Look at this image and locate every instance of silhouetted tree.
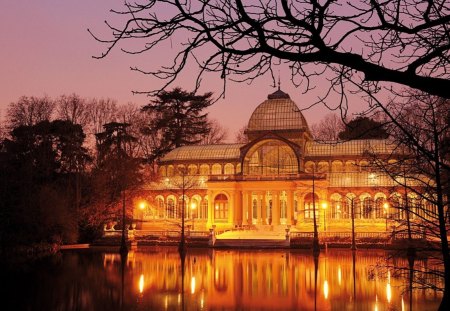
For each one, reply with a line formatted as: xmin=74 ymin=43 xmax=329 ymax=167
xmin=198 ymin=119 xmax=228 ymax=145
xmin=235 ymin=125 xmax=249 ymax=143
xmin=338 ymin=116 xmax=389 ymax=140
xmin=92 ymin=1 xmax=450 ymax=100
xmin=7 ymin=96 xmax=54 ymax=128
xmin=141 ymin=88 xmax=213 ymax=161
xmin=311 ymin=113 xmax=345 ymax=141
xmin=56 ymin=93 xmax=90 ymax=127
xmin=364 ymin=90 xmax=450 ymax=310
xmin=0 ymin=120 xmax=89 ymax=246
xmin=87 ymin=122 xmax=142 ymax=237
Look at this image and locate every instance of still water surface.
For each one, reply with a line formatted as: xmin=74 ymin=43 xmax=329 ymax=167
xmin=3 ymin=247 xmax=443 ymax=311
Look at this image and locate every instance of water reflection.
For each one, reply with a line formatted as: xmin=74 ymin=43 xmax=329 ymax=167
xmin=2 ymin=248 xmax=443 ymax=310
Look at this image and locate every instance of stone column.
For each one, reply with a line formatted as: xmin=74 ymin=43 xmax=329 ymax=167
xmin=273 ymin=191 xmax=280 ymax=225
xmin=261 ymin=192 xmax=267 ymax=225
xmin=229 ymin=191 xmax=235 ymax=227
xmin=287 ymin=190 xmax=294 ymax=225
xmin=256 ymin=192 xmax=262 ymax=224
xmin=207 ymin=190 xmax=214 ymax=228
xmin=242 ymin=191 xmax=249 ymax=225
xmin=297 ymin=193 xmax=305 ymax=227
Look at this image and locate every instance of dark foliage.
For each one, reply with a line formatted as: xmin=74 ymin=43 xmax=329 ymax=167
xmin=142 ymin=88 xmax=213 ymax=161
xmin=338 ymin=117 xmax=389 ymax=140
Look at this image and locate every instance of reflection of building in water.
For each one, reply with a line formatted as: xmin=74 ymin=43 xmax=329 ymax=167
xmin=134 ymin=89 xmax=435 ymax=232
xmin=112 ymin=249 xmax=441 ymax=310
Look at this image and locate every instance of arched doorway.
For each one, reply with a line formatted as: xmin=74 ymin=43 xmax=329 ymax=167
xmin=214 ymin=193 xmax=228 ymax=222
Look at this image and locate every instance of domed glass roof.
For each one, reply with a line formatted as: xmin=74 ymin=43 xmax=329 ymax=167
xmin=247 ymin=89 xmax=310 ymax=133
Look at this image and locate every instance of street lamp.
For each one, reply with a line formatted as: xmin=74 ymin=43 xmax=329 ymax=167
xmin=191 ymin=201 xmax=197 ymax=230
xmin=383 ymin=202 xmax=389 ymax=231
xmin=321 ymin=202 xmax=328 ymax=232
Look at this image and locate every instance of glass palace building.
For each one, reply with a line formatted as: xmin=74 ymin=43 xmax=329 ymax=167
xmin=136 ymin=89 xmax=429 ymax=232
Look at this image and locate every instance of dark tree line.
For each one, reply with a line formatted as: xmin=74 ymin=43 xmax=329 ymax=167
xmin=0 ymin=88 xmax=224 ymax=248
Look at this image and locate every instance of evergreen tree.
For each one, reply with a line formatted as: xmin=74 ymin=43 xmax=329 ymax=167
xmin=142 ymin=88 xmax=213 ymax=161
xmin=338 ymin=116 xmax=389 ymax=140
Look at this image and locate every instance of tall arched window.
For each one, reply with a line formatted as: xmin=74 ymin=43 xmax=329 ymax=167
xmin=243 ymin=139 xmax=299 ymax=176
xmin=214 ymin=194 xmax=228 ymax=221
xmin=167 ymin=197 xmax=176 ymax=219
xmin=362 ymin=196 xmax=373 ymax=219
xmin=304 ymin=193 xmax=319 ymax=219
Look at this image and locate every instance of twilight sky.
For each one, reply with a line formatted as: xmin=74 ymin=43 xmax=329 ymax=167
xmin=0 ymin=1 xmax=366 ymax=139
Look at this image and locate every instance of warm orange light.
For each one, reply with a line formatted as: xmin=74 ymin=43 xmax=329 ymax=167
xmin=191 ymin=202 xmax=197 ymax=210
xmin=215 ymin=204 xmax=219 ymax=210
xmin=191 ymin=276 xmax=196 ymax=294
xmin=321 ymin=202 xmax=328 ymax=209
xmin=323 ymin=280 xmax=329 ymax=299
xmin=386 ymin=270 xmax=391 ymax=303
xmin=383 ymin=202 xmax=389 ymax=210
xmin=139 ymin=274 xmax=144 ymax=294
xmin=338 ymin=266 xmax=342 ymax=286
xmin=139 ymin=201 xmax=146 ymax=210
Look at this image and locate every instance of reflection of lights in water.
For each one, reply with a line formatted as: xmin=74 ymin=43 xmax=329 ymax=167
xmin=401 ymin=295 xmax=405 ymax=311
xmin=323 ymin=280 xmax=329 ymax=299
xmin=215 ymin=269 xmax=219 ymax=280
xmin=139 ymin=274 xmax=144 ymax=294
xmin=374 ymin=295 xmax=378 ymax=311
xmin=191 ymin=276 xmax=196 ymax=294
xmin=178 ymin=293 xmax=181 ymax=304
xmin=338 ymin=266 xmax=342 ymax=286
xmin=165 ymin=296 xmax=168 ymax=309
xmin=386 ymin=271 xmax=392 ymax=304
xmin=200 ymin=292 xmax=204 ymax=309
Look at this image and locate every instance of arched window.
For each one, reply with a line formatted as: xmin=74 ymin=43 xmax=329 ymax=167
xmin=159 ymin=166 xmax=166 ymax=177
xmin=331 ymin=161 xmax=344 ymax=172
xmin=167 ymin=165 xmax=174 ymax=176
xmin=167 ymin=197 xmax=176 ymax=219
xmin=188 ymin=164 xmax=198 ymax=175
xmin=317 ymin=161 xmax=329 ymax=173
xmin=214 ymin=193 xmax=228 ymax=221
xmin=212 ymin=163 xmax=222 ymax=175
xmin=190 ymin=197 xmax=200 ymax=219
xmin=329 ymin=194 xmax=342 ymax=219
xmin=362 ymin=197 xmax=373 ymax=219
xmin=156 ymin=196 xmax=165 ymax=218
xmin=243 ymin=139 xmax=299 ymax=176
xmin=304 ymin=193 xmax=319 ymax=219
xmin=200 ymin=164 xmax=210 ymax=175
xmin=374 ymin=197 xmax=386 ymax=219
xmin=224 ymin=163 xmax=234 ymax=175
xmin=201 ymin=198 xmax=208 ymax=219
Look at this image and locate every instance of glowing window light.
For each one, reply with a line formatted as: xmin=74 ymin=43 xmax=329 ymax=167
xmin=323 ymin=280 xmax=329 ymax=299
xmin=139 ymin=274 xmax=144 ymax=294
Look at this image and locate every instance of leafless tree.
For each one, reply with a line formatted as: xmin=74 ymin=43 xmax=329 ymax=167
xmin=235 ymin=125 xmax=249 ymax=143
xmin=7 ymin=95 xmax=54 ymax=128
xmin=364 ymin=90 xmax=450 ymax=310
xmin=85 ymin=98 xmax=118 ymax=136
xmin=56 ymin=94 xmax=90 ymax=127
xmin=311 ymin=113 xmax=345 ymax=141
xmin=198 ymin=118 xmax=228 ymax=144
xmin=91 ymin=0 xmax=450 ymax=102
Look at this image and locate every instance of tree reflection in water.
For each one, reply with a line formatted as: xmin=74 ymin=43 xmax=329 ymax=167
xmin=2 ymin=248 xmax=443 ymax=310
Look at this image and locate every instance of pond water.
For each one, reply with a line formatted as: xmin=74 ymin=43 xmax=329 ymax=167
xmin=3 ymin=247 xmax=443 ymax=311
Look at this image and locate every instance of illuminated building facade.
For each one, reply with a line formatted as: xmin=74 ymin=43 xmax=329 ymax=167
xmin=136 ymin=89 xmax=430 ymax=232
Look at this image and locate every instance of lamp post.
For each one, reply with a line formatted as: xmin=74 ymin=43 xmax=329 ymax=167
xmin=383 ymin=202 xmax=389 ymax=231
xmin=322 ymin=202 xmax=328 ymax=232
xmin=191 ymin=201 xmax=197 ymax=230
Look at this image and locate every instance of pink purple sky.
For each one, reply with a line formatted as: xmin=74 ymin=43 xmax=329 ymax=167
xmin=0 ymin=1 xmax=366 ymax=139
